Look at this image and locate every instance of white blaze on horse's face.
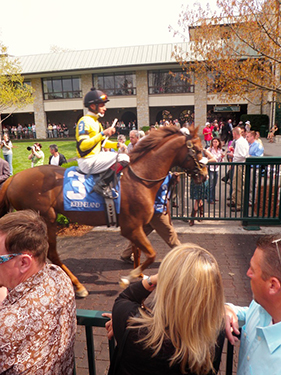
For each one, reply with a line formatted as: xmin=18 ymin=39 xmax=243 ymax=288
xmin=199 ymin=157 xmax=208 ymax=165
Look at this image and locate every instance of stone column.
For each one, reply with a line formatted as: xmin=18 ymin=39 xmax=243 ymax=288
xmin=194 ymin=72 xmax=207 ymax=134
xmin=32 ymin=78 xmax=47 ymax=139
xmin=136 ymin=71 xmax=149 ymax=129
xmin=81 ymin=74 xmax=93 ymax=115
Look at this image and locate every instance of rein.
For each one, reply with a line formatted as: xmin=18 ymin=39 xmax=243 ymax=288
xmin=128 ymin=135 xmax=204 ymax=182
xmin=128 ymin=165 xmax=167 ymax=183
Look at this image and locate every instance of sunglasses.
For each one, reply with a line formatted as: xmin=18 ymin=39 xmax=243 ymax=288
xmin=0 ymin=253 xmax=22 ymax=264
xmin=272 ymin=239 xmax=281 ymax=264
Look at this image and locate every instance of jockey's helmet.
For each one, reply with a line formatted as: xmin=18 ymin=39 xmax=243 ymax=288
xmin=84 ymin=88 xmax=109 ymax=108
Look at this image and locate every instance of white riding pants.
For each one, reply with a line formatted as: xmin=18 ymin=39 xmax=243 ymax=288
xmin=78 ymin=152 xmax=130 ymax=174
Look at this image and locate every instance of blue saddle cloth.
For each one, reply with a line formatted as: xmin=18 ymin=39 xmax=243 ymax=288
xmin=63 ymin=166 xmax=120 ymax=213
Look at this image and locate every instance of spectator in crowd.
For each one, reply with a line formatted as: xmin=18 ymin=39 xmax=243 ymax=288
xmin=32 ymin=123 xmax=36 ymax=138
xmin=255 ymin=131 xmax=264 ymax=148
xmin=267 ymin=124 xmax=278 ymax=143
xmin=28 ymin=142 xmax=45 ymax=167
xmin=207 ymin=138 xmax=225 ymax=204
xmin=1 ymin=134 xmax=13 ymax=175
xmin=227 ymin=127 xmax=249 ymax=212
xmin=17 ymin=123 xmax=23 ymax=139
xmin=202 ymin=122 xmax=212 ymax=148
xmin=47 ymin=123 xmax=53 ymax=138
xmin=23 ymin=124 xmax=28 ymax=138
xmin=127 ymin=130 xmax=140 ymax=153
xmin=28 ymin=124 xmax=32 ymax=138
xmin=52 ymin=123 xmax=58 ymax=138
xmin=48 ymin=144 xmax=67 ymax=166
xmin=0 ymin=158 xmax=10 ymax=188
xmin=220 ymin=121 xmax=230 ymax=145
xmin=247 ymin=131 xmax=264 ymax=157
xmin=56 ymin=123 xmax=61 ymax=137
xmin=109 ymin=244 xmax=225 ymax=375
xmin=246 ymin=131 xmax=264 ymax=206
xmin=62 ymin=123 xmax=69 ymax=138
xmin=117 ymin=134 xmax=127 ymax=153
xmin=225 ymin=236 xmax=281 ymax=375
xmin=189 ymin=149 xmax=216 ymax=226
xmin=0 ymin=210 xmax=76 ymax=374
xmin=228 ymin=118 xmax=233 ymax=132
xmin=245 ymin=120 xmax=251 ymax=132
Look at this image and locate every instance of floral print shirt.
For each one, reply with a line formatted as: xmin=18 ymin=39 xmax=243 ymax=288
xmin=0 ymin=264 xmax=76 ymax=375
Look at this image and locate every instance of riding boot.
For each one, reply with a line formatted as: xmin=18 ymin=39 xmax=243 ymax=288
xmin=92 ymin=168 xmax=116 ymax=199
xmin=189 ymin=209 xmax=197 ymax=226
xmin=92 ymin=160 xmax=129 ymax=199
xmin=198 ymin=205 xmax=204 ymax=222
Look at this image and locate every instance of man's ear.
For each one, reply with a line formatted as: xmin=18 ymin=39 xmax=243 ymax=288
xmin=18 ymin=254 xmax=32 ymax=274
xmin=89 ymin=103 xmax=96 ymax=112
xmin=268 ymin=277 xmax=281 ymax=295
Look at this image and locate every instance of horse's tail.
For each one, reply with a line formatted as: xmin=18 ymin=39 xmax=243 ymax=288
xmin=0 ymin=177 xmax=13 ymax=217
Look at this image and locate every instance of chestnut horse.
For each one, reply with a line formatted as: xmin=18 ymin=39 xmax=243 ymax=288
xmin=0 ymin=127 xmax=207 ymax=297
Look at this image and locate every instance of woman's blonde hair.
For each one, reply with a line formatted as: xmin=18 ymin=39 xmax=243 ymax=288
xmin=129 ymin=243 xmax=225 ymax=374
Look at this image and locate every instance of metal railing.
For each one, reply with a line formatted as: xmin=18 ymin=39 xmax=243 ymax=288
xmin=75 ymin=309 xmax=115 ymax=375
xmin=75 ymin=309 xmax=236 ymax=375
xmin=172 ymin=157 xmax=281 ymax=226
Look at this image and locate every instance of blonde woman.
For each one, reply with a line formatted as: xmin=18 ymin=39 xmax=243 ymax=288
xmin=109 ymin=244 xmax=225 ymax=375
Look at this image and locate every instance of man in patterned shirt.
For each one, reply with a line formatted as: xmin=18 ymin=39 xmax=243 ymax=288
xmin=0 ymin=210 xmax=76 ymax=375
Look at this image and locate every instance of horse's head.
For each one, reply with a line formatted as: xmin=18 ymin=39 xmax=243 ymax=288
xmin=177 ymin=127 xmax=208 ymax=184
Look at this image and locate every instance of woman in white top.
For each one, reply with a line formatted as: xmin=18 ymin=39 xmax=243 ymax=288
xmin=207 ymin=138 xmax=225 ymax=204
xmin=1 ymin=134 xmax=13 ymax=175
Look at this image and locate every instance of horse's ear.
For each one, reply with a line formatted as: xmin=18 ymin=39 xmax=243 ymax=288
xmin=189 ymin=125 xmax=199 ymax=138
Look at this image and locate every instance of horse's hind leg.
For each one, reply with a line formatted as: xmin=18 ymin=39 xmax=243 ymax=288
xmin=47 ymin=220 xmax=89 ymax=298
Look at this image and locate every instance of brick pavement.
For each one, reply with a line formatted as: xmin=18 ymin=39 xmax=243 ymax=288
xmin=57 ymin=225 xmax=277 ymax=375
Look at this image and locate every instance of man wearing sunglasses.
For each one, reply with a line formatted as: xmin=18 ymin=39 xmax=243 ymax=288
xmin=0 ymin=210 xmax=76 ymax=375
xmin=76 ymin=87 xmax=130 ymax=199
xmin=225 ymin=235 xmax=281 ymax=375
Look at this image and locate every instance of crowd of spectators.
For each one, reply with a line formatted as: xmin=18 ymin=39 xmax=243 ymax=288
xmin=2 ymin=123 xmax=37 ymax=140
xmin=47 ymin=122 xmax=69 ymax=138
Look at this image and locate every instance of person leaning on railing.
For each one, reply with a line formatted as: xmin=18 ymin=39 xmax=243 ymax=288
xmin=107 ymin=244 xmax=225 ymax=375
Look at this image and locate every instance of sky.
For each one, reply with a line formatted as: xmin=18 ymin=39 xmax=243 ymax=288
xmin=0 ymin=0 xmax=198 ymax=56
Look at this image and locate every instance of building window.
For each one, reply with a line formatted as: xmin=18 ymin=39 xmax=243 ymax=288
xmin=148 ymin=70 xmax=194 ymax=94
xmin=42 ymin=76 xmax=82 ymax=100
xmin=96 ymin=72 xmax=136 ymax=95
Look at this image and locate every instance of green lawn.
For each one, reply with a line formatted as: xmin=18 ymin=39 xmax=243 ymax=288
xmin=3 ymin=139 xmax=77 ymax=174
xmin=3 ymin=137 xmax=122 ymax=174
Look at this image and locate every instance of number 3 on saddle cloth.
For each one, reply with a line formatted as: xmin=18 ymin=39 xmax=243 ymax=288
xmin=63 ymin=166 xmax=120 ymax=226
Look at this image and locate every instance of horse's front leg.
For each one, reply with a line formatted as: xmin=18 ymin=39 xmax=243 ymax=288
xmin=46 ymin=219 xmax=89 ymax=298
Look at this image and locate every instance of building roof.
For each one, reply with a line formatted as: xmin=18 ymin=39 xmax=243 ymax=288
xmin=17 ymin=43 xmax=191 ymax=75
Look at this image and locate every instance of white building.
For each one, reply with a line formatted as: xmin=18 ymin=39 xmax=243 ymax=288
xmin=2 ymin=42 xmax=266 ymax=138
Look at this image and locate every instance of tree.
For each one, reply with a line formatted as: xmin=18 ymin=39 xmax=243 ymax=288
xmin=171 ymin=0 xmax=281 ymax=121
xmin=0 ymin=41 xmax=34 ymax=129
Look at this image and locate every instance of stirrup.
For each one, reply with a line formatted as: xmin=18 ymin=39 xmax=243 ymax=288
xmin=102 ymin=186 xmax=119 ymax=200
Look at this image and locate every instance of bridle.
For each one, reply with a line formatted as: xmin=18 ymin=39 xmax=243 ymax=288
xmin=183 ymin=137 xmax=206 ymax=178
xmin=128 ymin=135 xmax=205 ymax=183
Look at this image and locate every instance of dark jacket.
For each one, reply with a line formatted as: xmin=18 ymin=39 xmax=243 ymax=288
xmin=0 ymin=159 xmax=10 ymax=187
xmin=48 ymin=153 xmax=67 ymax=166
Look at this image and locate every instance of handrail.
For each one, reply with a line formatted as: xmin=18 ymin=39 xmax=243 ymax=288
xmin=75 ymin=309 xmax=237 ymax=375
xmin=75 ymin=309 xmax=115 ymax=375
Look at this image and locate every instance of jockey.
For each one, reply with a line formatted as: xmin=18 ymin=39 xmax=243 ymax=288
xmin=76 ymin=88 xmax=130 ymax=199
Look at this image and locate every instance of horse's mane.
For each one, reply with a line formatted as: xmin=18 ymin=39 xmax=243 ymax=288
xmin=129 ymin=126 xmax=198 ymax=163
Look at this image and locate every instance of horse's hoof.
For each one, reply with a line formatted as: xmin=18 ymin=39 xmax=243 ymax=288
xmin=76 ymin=288 xmax=89 ymax=298
xmin=119 ymin=277 xmax=130 ymax=289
